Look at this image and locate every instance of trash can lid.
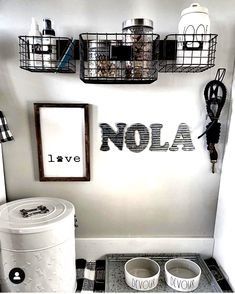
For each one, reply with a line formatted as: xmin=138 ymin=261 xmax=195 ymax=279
xmin=0 ymin=197 xmax=75 ymax=234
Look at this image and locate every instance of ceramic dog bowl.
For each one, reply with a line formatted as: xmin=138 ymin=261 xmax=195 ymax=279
xmin=165 ymin=258 xmax=201 ymax=292
xmin=124 ymin=257 xmax=160 ymax=291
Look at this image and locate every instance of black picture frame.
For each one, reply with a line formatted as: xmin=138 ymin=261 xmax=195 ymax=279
xmin=34 ymin=103 xmax=90 ymax=181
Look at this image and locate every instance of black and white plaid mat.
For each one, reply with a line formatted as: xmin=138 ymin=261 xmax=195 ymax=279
xmin=0 ymin=111 xmax=13 ymax=143
xmin=0 ymin=259 xmax=105 ymax=292
xmin=76 ymin=259 xmax=105 ymax=292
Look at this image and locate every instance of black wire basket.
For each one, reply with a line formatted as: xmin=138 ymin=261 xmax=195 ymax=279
xmin=79 ymin=33 xmax=160 ymax=84
xmin=158 ymin=34 xmax=217 ymax=73
xmin=19 ymin=36 xmax=76 ymax=73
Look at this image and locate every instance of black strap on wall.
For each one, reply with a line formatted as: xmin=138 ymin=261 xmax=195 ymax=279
xmin=198 ymin=68 xmax=227 ymax=173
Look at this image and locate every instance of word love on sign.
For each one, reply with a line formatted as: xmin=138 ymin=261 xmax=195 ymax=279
xmin=100 ymin=123 xmax=195 ymax=152
xmin=48 ymin=154 xmax=81 ymax=163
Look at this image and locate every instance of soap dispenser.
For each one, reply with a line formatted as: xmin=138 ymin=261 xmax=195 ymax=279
xmin=42 ymin=18 xmax=57 ymax=68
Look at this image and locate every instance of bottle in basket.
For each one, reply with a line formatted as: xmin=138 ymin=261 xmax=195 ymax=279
xmin=28 ymin=18 xmax=42 ymax=68
xmin=42 ymin=18 xmax=57 ymax=69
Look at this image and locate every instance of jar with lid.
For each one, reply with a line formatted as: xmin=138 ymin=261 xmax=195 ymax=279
xmin=177 ymin=3 xmax=210 ymax=66
xmin=88 ymin=39 xmax=121 ymax=79
xmin=0 ymin=197 xmax=76 ymax=292
xmin=122 ymin=18 xmax=154 ymax=79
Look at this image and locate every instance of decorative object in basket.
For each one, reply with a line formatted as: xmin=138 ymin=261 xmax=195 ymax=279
xmin=0 ymin=197 xmax=77 ymax=292
xmin=177 ymin=3 xmax=210 ymax=66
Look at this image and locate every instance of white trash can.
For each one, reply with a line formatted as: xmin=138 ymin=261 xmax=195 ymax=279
xmin=0 ymin=197 xmax=77 ymax=292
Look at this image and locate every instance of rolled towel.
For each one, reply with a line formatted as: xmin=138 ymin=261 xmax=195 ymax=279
xmin=0 ymin=111 xmax=14 ymax=143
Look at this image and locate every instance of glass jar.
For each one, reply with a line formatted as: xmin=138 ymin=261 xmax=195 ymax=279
xmin=88 ymin=40 xmax=121 ymax=79
xmin=122 ymin=18 xmax=154 ymax=80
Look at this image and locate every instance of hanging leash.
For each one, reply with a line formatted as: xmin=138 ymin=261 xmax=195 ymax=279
xmin=198 ymin=68 xmax=227 ymax=173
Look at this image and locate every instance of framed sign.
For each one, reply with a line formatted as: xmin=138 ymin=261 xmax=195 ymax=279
xmin=34 ymin=103 xmax=90 ymax=181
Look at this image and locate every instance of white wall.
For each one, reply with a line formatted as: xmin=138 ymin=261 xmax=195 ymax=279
xmin=0 ymin=0 xmax=235 ymax=238
xmin=213 ymin=68 xmax=235 ymax=291
xmin=0 ymin=145 xmax=6 ymax=204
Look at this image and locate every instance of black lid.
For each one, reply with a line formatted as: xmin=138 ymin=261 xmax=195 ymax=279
xmin=42 ymin=18 xmax=55 ymax=36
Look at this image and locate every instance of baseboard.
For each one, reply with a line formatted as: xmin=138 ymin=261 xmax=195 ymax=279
xmin=75 ymin=237 xmax=214 ymax=260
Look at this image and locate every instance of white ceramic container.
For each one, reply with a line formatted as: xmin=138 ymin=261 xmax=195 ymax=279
xmin=0 ymin=197 xmax=77 ymax=292
xmin=165 ymin=258 xmax=201 ymax=292
xmin=177 ymin=3 xmax=210 ymax=66
xmin=124 ymin=257 xmax=160 ymax=291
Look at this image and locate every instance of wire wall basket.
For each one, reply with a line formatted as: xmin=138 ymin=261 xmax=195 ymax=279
xmin=158 ymin=34 xmax=218 ymax=73
xmin=19 ymin=36 xmax=76 ymax=73
xmin=79 ymin=33 xmax=160 ymax=84
xmin=18 ymin=33 xmax=218 ymax=79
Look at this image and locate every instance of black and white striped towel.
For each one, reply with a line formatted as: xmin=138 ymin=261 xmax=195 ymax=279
xmin=0 ymin=111 xmax=13 ymax=143
xmin=76 ymin=259 xmax=105 ymax=292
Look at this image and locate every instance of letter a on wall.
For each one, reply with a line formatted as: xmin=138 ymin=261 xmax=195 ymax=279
xmin=169 ymin=123 xmax=195 ymax=151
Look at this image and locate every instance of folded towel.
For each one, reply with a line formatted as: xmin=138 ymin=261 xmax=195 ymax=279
xmin=0 ymin=111 xmax=13 ymax=143
xmin=76 ymin=259 xmax=105 ymax=292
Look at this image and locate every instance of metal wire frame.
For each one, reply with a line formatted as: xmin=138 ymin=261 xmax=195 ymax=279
xmin=18 ymin=33 xmax=218 ymax=78
xmin=18 ymin=36 xmax=76 ymax=73
xmin=158 ymin=34 xmax=218 ymax=73
xmin=79 ymin=33 xmax=160 ymax=84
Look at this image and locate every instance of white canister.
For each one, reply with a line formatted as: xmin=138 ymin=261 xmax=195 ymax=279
xmin=0 ymin=197 xmax=77 ymax=292
xmin=177 ymin=3 xmax=210 ymax=66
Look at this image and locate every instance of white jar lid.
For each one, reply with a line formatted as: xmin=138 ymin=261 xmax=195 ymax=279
xmin=181 ymin=3 xmax=209 ymax=16
xmin=0 ymin=197 xmax=75 ymax=234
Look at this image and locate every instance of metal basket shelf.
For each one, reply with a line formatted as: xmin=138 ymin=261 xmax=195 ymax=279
xmin=18 ymin=33 xmax=218 ymax=79
xmin=19 ymin=36 xmax=76 ymax=73
xmin=158 ymin=34 xmax=217 ymax=73
xmin=79 ymin=33 xmax=160 ymax=84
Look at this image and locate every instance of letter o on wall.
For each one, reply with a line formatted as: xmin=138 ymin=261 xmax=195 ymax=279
xmin=125 ymin=123 xmax=149 ymax=153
